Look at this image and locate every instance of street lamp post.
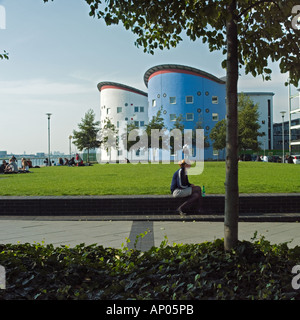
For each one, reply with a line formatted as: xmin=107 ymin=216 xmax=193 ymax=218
xmin=69 ymin=135 xmax=72 ymax=159
xmin=46 ymin=113 xmax=52 ymax=166
xmin=280 ymin=111 xmax=286 ymax=163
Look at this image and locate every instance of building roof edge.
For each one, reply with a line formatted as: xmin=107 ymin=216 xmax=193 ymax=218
xmin=97 ymin=81 xmax=148 ymax=97
xmin=143 ymin=64 xmax=226 ymax=87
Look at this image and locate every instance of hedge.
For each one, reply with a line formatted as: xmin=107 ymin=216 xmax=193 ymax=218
xmin=0 ymin=234 xmax=300 ymax=300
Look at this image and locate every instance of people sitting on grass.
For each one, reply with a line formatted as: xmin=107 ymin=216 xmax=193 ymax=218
xmin=69 ymin=157 xmax=75 ymax=166
xmin=4 ymin=158 xmax=18 ymax=174
xmin=0 ymin=158 xmax=33 ymax=174
xmin=21 ymin=158 xmax=29 ymax=172
xmin=75 ymin=153 xmax=84 ymax=166
xmin=27 ymin=159 xmax=33 ymax=168
xmin=0 ymin=160 xmax=7 ymax=174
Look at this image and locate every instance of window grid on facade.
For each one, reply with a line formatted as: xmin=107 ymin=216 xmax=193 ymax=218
xmin=117 ymin=107 xmax=122 ymax=113
xmin=186 ymin=113 xmax=194 ymax=121
xmin=186 ymin=96 xmax=193 ymax=104
xmin=212 ymin=113 xmax=219 ymax=121
xmin=212 ymin=96 xmax=218 ymax=104
xmin=170 ymin=114 xmax=176 ymax=121
xmin=170 ymin=97 xmax=176 ymax=104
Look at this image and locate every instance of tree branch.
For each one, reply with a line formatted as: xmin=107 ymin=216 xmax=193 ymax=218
xmin=238 ymin=0 xmax=281 ymax=19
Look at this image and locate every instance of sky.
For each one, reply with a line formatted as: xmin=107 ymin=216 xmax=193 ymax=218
xmin=0 ymin=0 xmax=299 ymax=155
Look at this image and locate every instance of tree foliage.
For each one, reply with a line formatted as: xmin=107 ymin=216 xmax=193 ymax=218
xmin=210 ymin=94 xmax=264 ymax=152
xmin=98 ymin=117 xmax=118 ymax=161
xmin=0 ymin=51 xmax=8 ymax=60
xmin=210 ymin=119 xmax=227 ymax=151
xmin=145 ymin=107 xmax=167 ymax=149
xmin=79 ymin=0 xmax=300 ymax=86
xmin=238 ymin=93 xmax=264 ymax=152
xmin=73 ymin=109 xmax=101 ymax=162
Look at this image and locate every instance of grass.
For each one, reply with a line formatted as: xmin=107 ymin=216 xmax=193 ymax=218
xmin=0 ymin=162 xmax=300 ymax=196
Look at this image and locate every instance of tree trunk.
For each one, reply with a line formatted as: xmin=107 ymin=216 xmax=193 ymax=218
xmin=224 ymin=0 xmax=239 ymax=251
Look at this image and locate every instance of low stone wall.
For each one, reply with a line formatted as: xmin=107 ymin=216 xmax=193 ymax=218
xmin=0 ymin=193 xmax=299 ymax=216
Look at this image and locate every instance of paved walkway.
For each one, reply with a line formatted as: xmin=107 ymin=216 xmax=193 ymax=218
xmin=1 ymin=217 xmax=300 ymax=250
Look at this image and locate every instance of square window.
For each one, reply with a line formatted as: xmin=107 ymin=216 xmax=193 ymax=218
xmin=140 ymin=106 xmax=144 ymax=112
xmin=140 ymin=121 xmax=145 ymax=127
xmin=212 ymin=113 xmax=219 ymax=121
xmin=170 ymin=97 xmax=176 ymax=104
xmin=134 ymin=121 xmax=139 ymax=127
xmin=170 ymin=114 xmax=176 ymax=121
xmin=134 ymin=106 xmax=139 ymax=112
xmin=186 ymin=96 xmax=193 ymax=104
xmin=117 ymin=107 xmax=122 ymax=113
xmin=186 ymin=113 xmax=194 ymax=121
xmin=152 ymin=99 xmax=156 ymax=107
xmin=212 ymin=96 xmax=218 ymax=104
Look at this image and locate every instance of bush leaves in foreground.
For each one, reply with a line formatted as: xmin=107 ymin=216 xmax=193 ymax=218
xmin=0 ymin=235 xmax=300 ymax=300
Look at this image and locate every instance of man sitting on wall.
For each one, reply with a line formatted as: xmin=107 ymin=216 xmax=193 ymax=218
xmin=170 ymin=159 xmax=204 ymax=216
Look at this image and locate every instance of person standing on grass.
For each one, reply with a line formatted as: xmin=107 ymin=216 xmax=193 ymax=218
xmin=170 ymin=159 xmax=204 ymax=216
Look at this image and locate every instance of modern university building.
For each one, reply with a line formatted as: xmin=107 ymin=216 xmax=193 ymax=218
xmin=97 ymin=81 xmax=148 ymax=162
xmin=97 ymin=64 xmax=274 ymax=162
xmin=144 ymin=64 xmax=226 ymax=160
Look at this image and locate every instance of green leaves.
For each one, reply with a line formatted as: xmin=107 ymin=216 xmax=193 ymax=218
xmin=0 ymin=236 xmax=299 ymax=299
xmin=72 ymin=109 xmax=101 ymax=161
xmin=83 ymin=0 xmax=300 ymax=86
xmin=0 ymin=51 xmax=9 ymax=60
xmin=210 ymin=94 xmax=264 ymax=152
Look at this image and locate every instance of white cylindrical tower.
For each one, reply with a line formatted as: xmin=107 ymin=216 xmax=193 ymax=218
xmin=97 ymin=82 xmax=148 ymax=162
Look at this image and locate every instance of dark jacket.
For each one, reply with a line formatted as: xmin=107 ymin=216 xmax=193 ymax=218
xmin=170 ymin=168 xmax=191 ymax=193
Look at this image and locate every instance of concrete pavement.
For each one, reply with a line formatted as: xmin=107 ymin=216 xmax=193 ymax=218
xmin=0 ymin=217 xmax=300 ymax=251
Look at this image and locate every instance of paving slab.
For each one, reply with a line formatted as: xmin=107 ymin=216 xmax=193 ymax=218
xmin=0 ymin=219 xmax=300 ymax=250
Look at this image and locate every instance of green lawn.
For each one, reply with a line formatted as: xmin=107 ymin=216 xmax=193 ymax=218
xmin=0 ymin=162 xmax=300 ymax=196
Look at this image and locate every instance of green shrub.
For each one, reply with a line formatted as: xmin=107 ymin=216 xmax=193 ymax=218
xmin=0 ymin=235 xmax=300 ymax=300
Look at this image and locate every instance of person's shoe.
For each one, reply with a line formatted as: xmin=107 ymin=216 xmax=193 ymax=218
xmin=176 ymin=208 xmax=187 ymax=217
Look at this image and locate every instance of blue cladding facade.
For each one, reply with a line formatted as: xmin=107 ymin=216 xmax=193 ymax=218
xmin=145 ymin=65 xmax=226 ymax=160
